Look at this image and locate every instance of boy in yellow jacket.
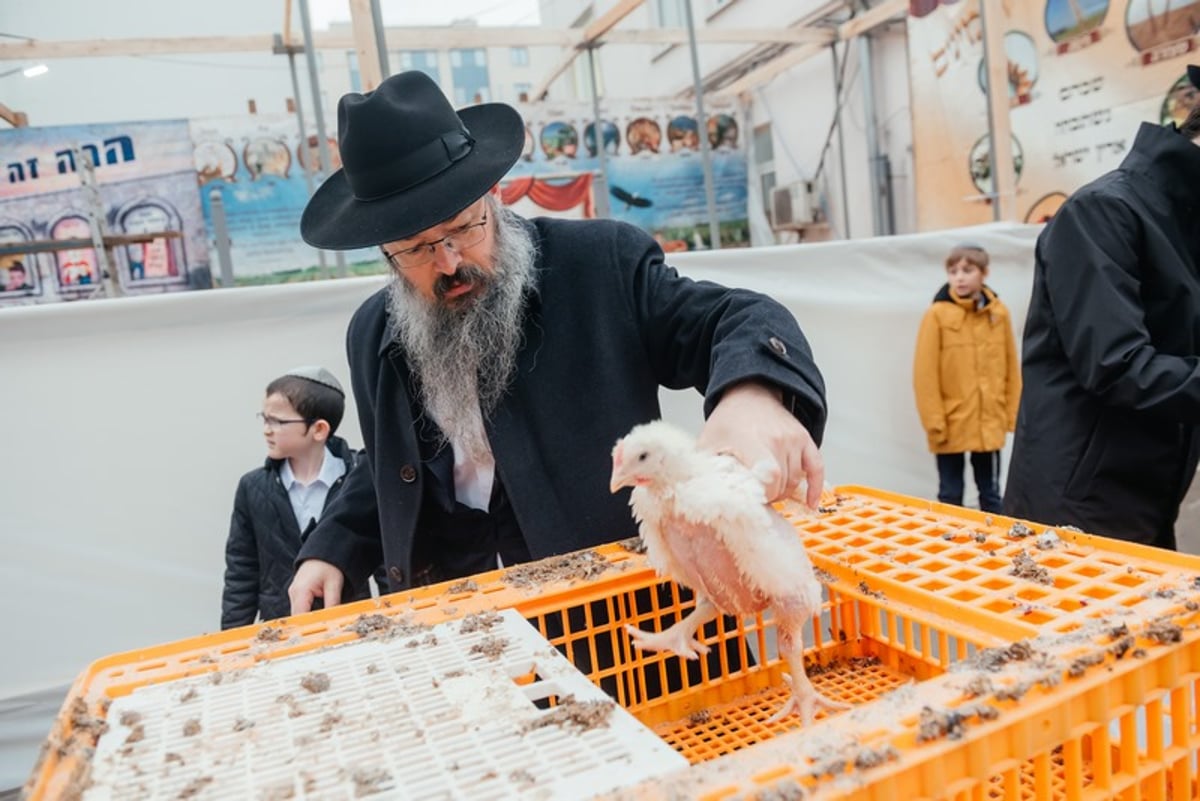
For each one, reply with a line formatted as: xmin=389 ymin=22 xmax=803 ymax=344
xmin=913 ymin=243 xmax=1021 ymax=512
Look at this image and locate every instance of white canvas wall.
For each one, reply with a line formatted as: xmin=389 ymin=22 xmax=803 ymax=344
xmin=1 ymin=221 xmax=1042 ymax=789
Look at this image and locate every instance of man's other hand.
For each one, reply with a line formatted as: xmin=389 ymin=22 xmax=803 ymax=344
xmin=289 ymin=559 xmax=345 ymax=615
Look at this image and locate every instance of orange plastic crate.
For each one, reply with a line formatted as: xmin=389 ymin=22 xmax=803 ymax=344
xmin=25 ymin=487 xmax=1200 ymax=800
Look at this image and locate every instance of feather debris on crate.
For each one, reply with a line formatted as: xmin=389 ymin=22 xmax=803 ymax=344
xmin=501 ymin=547 xmax=623 ymax=588
xmin=601 ymin=596 xmax=1200 ymax=801
xmin=73 ymin=610 xmax=683 ymax=800
xmin=609 ymin=419 xmax=849 ymax=724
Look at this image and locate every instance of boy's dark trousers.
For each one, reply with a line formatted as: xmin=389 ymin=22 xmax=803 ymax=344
xmin=936 ymin=451 xmax=1003 ymax=513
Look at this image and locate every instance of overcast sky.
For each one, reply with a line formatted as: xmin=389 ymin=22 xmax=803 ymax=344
xmin=306 ymin=0 xmax=542 ymax=28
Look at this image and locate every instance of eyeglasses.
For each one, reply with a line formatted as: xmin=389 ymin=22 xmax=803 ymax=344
xmin=257 ymin=412 xmax=311 ymax=431
xmin=381 ymin=211 xmax=489 ymax=270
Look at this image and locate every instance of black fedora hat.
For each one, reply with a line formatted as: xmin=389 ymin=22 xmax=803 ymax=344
xmin=1190 ymin=64 xmax=1200 ymax=89
xmin=301 ymin=71 xmax=525 ymax=250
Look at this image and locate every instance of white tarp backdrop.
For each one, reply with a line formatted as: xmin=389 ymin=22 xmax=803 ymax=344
xmin=2 ymin=221 xmax=1074 ymax=789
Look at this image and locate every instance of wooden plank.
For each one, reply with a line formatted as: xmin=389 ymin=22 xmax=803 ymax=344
xmin=980 ymin=0 xmax=1016 ymax=220
xmin=604 ymin=27 xmax=835 ymax=45
xmin=837 ymin=0 xmax=907 ymax=40
xmin=282 ymin=0 xmax=294 ymax=48
xmin=348 ymin=0 xmax=383 ymax=90
xmin=710 ymin=0 xmax=906 ymax=97
xmin=716 ymin=42 xmax=827 ymax=96
xmin=0 ymin=232 xmax=181 ymax=257
xmin=582 ymin=0 xmax=646 ymax=41
xmin=0 ymin=101 xmax=28 ymax=127
xmin=0 ymin=35 xmax=276 ymax=59
xmin=380 ymin=28 xmax=578 ymax=47
xmin=528 ymin=48 xmax=581 ymax=102
xmin=530 ymin=0 xmax=646 ymax=101
xmin=0 ymin=29 xmax=577 ymax=59
xmin=0 ymin=24 xmax=841 ymax=62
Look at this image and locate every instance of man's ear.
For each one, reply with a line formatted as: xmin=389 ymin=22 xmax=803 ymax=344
xmin=311 ymin=419 xmax=331 ymax=442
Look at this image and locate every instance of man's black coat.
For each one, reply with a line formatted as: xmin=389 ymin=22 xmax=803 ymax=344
xmin=299 ymin=217 xmax=827 ymax=590
xmin=1005 ymin=122 xmax=1200 ymax=548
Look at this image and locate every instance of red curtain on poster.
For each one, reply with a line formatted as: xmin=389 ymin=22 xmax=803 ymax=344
xmin=501 ymin=174 xmax=595 ymax=218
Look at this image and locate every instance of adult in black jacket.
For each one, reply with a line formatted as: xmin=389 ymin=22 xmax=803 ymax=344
xmin=222 ymin=434 xmax=368 ymax=628
xmin=288 ymin=71 xmax=827 ymax=612
xmin=1004 ymin=74 xmax=1200 ymax=549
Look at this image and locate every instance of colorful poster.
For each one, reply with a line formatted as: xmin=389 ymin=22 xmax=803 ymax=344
xmin=189 ymin=114 xmax=378 ymax=284
xmin=0 ymin=120 xmax=207 ymax=305
xmin=906 ymin=0 xmax=1197 ymax=229
xmin=508 ymin=96 xmax=750 ymax=249
xmin=1 ymin=96 xmax=750 ymax=303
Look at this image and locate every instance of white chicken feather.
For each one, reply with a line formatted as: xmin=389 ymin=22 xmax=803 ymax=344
xmin=611 ymin=420 xmax=846 ymax=724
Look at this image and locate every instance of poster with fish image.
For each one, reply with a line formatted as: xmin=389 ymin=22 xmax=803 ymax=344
xmin=906 ymin=0 xmax=1199 ymax=230
xmin=507 ymin=96 xmax=749 ymax=249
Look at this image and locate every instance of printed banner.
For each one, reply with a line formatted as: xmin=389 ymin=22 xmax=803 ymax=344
xmin=0 ymin=120 xmax=207 ymax=305
xmin=509 ymin=96 xmax=750 ymax=249
xmin=1 ymin=96 xmax=750 ymax=304
xmin=189 ymin=114 xmax=378 ymax=284
xmin=906 ymin=0 xmax=1197 ymax=229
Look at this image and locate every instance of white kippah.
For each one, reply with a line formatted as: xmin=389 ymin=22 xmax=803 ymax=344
xmin=284 ymin=365 xmax=345 ymax=395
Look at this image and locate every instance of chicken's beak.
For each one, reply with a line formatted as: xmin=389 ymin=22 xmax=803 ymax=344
xmin=610 ymin=440 xmax=632 ymax=493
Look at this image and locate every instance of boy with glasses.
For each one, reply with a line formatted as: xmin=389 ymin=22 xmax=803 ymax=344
xmin=221 ymin=366 xmax=371 ymax=629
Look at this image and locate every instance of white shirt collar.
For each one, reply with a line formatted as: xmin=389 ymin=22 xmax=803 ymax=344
xmin=280 ymin=446 xmax=344 ymax=489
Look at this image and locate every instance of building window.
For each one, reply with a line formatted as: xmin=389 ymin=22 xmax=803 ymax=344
xmin=347 ymin=51 xmax=361 ymax=93
xmin=753 ymin=124 xmax=776 ymax=223
xmin=396 ymin=50 xmax=440 ymax=83
xmin=753 ymin=123 xmax=775 ymax=165
xmin=49 ymin=214 xmax=100 ymax=289
xmin=451 ymin=48 xmax=490 ymax=107
xmin=654 ymin=0 xmax=685 ymax=26
xmin=0 ymin=222 xmax=37 ymax=296
xmin=510 ymin=47 xmax=529 ymax=66
xmin=514 ymin=82 xmax=532 ymax=102
xmin=117 ymin=199 xmax=186 ymax=284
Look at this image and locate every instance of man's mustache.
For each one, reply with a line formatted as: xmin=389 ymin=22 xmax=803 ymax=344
xmin=434 ymin=264 xmax=489 ymax=301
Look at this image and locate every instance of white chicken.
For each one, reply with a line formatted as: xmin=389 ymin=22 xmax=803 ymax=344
xmin=610 ymin=420 xmax=848 ymax=724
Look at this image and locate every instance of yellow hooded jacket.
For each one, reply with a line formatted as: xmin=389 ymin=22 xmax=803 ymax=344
xmin=913 ymin=284 xmax=1021 ymax=454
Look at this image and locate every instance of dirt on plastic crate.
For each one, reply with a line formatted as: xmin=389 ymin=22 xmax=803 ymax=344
xmin=25 ymin=486 xmax=1200 ymax=801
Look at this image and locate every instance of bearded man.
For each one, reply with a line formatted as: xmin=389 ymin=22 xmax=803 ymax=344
xmin=289 ymin=71 xmax=828 ymax=613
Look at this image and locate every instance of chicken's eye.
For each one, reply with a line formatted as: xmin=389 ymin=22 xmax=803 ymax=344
xmin=637 ymin=452 xmax=648 ymax=462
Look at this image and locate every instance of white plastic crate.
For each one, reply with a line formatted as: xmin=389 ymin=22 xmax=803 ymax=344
xmin=82 ymin=609 xmax=686 ymax=800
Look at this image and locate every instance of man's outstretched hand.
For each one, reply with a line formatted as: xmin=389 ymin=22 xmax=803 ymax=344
xmin=698 ymin=381 xmax=825 ymax=508
xmin=289 ymin=559 xmax=344 ymax=615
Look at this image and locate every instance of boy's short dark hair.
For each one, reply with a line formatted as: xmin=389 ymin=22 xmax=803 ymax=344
xmin=265 ymin=375 xmax=345 ymax=434
xmin=945 ymin=243 xmax=989 ymax=271
xmin=1180 ymin=105 xmax=1200 ymax=141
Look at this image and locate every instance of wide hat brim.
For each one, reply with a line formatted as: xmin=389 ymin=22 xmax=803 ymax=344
xmin=300 ymin=103 xmax=525 ymax=250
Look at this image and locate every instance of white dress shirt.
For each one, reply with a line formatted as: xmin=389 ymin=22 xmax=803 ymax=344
xmin=279 ymin=447 xmax=346 ymax=532
xmin=445 ymin=435 xmax=502 ymax=568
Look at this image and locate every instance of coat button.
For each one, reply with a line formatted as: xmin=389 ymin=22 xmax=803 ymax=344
xmin=388 ymin=566 xmax=404 ymax=584
xmin=400 ymin=465 xmax=417 ymax=482
xmin=768 ymin=336 xmax=788 ymax=356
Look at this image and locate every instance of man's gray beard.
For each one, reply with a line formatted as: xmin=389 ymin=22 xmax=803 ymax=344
xmin=386 ymin=199 xmax=537 ymax=462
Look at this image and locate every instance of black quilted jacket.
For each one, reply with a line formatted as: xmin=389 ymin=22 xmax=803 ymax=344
xmin=221 ymin=436 xmax=370 ymax=628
